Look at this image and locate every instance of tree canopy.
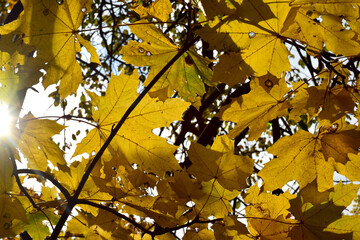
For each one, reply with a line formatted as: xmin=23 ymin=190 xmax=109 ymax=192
xmin=0 ymin=0 xmax=360 ymax=239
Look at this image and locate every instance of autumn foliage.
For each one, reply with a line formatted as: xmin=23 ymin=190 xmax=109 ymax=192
xmin=0 ymin=0 xmax=360 ymax=239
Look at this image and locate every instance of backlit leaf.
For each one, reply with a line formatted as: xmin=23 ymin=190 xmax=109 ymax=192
xmin=120 ymin=20 xmax=212 ymax=102
xmin=289 ymin=182 xmax=358 ymax=239
xmin=193 ymin=179 xmax=239 ymax=218
xmin=0 ymin=0 xmax=98 ymax=98
xmin=260 ymin=119 xmax=360 ymax=192
xmin=221 ymin=76 xmax=291 ymax=140
xmin=74 ymin=72 xmax=190 ymax=176
xmin=289 ymin=83 xmax=355 ymax=124
xmin=188 ymin=135 xmax=254 ymax=190
xmin=198 ymin=0 xmax=291 ymax=77
xmin=18 ymin=113 xmax=66 ymax=171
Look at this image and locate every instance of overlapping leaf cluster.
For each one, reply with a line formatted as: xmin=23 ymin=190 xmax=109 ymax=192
xmin=0 ymin=0 xmax=359 ymax=239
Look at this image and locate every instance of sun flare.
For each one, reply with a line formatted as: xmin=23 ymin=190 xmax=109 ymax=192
xmin=0 ymin=103 xmax=12 ymax=136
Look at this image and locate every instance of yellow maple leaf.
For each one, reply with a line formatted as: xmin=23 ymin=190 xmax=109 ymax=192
xmin=74 ymin=72 xmax=190 ymax=176
xmin=245 ymin=185 xmax=296 ymax=218
xmin=282 ymin=4 xmax=360 ymax=56
xmin=343 ymin=153 xmax=360 ymax=182
xmin=259 ymin=118 xmax=360 ymax=192
xmin=211 ymin=52 xmax=254 ymax=86
xmin=325 ymin=215 xmax=360 ymax=239
xmin=188 ymin=135 xmax=254 ymax=190
xmin=120 ymin=20 xmax=212 ymax=102
xmin=295 ymin=180 xmax=332 ymax=206
xmin=320 ymin=119 xmax=360 ymax=165
xmin=0 ymin=0 xmax=100 ymax=98
xmin=289 ymin=182 xmax=358 ymax=239
xmin=290 ymin=0 xmax=360 ymax=19
xmin=193 ymin=179 xmax=239 ymax=218
xmin=221 ymin=76 xmax=291 ymax=141
xmin=247 ymin=213 xmax=293 ymax=239
xmin=198 ymin=0 xmax=291 ymax=77
xmin=167 ymin=171 xmax=205 ymax=201
xmin=244 ymin=186 xmax=296 ymax=239
xmin=18 ymin=113 xmax=66 ymax=171
xmin=289 ymin=83 xmax=355 ymax=124
xmin=259 ymin=130 xmax=332 ymax=192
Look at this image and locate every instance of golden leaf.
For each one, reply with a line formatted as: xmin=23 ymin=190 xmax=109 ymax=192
xmin=221 ymin=76 xmax=291 ymax=140
xmin=74 ymin=72 xmax=190 ymax=176
xmin=188 ymin=135 xmax=254 ymax=190
xmin=18 ymin=113 xmax=66 ymax=171
xmin=120 ymin=20 xmax=212 ymax=102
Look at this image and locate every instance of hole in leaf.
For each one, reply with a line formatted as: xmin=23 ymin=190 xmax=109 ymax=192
xmin=265 ymin=79 xmax=273 ymax=87
xmin=146 ymin=51 xmax=152 ymax=56
xmin=248 ymin=31 xmax=256 ymax=38
xmin=81 ymin=7 xmax=87 ymax=13
xmin=138 ymin=47 xmax=145 ymax=53
xmin=43 ymin=8 xmax=50 ymax=16
xmin=56 ymin=0 xmax=64 ymax=4
xmin=185 ymin=55 xmax=194 ymax=65
xmin=11 ymin=34 xmax=20 ymax=43
xmin=28 ymin=50 xmax=38 ymax=58
xmin=329 ymin=123 xmax=339 ymax=133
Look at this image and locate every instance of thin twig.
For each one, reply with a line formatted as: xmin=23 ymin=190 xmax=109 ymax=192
xmin=17 ymin=169 xmax=71 ymax=200
xmin=8 ymin=147 xmax=55 ymax=235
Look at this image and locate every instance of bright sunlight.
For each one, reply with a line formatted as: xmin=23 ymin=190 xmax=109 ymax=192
xmin=0 ymin=102 xmax=11 ymax=136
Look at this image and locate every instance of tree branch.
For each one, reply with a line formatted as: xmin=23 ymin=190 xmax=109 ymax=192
xmin=77 ymin=199 xmax=150 ymax=234
xmin=8 ymin=147 xmax=59 ymax=239
xmin=17 ymin=169 xmax=71 ymax=201
xmin=49 ymin=35 xmax=201 ymax=239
